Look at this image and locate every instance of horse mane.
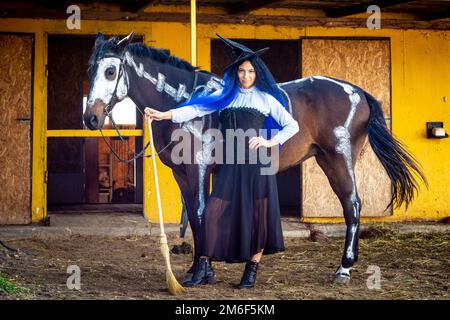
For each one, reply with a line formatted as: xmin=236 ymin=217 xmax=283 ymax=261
xmin=128 ymin=42 xmax=198 ymax=71
xmin=88 ymin=36 xmax=198 ymax=77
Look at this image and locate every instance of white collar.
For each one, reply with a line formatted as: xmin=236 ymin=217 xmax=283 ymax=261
xmin=239 ymin=86 xmax=256 ymax=94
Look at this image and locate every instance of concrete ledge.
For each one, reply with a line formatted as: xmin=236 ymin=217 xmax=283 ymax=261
xmin=395 ymin=223 xmax=450 ymax=234
xmin=0 ymin=213 xmax=448 ymax=239
xmin=282 ymin=230 xmax=311 ymax=238
xmin=309 ymin=224 xmax=346 ymax=238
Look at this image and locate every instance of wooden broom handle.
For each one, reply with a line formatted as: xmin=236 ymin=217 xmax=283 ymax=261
xmin=147 ymin=118 xmax=165 ymax=236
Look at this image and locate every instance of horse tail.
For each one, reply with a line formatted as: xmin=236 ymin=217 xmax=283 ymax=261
xmin=364 ymin=91 xmax=427 ymax=210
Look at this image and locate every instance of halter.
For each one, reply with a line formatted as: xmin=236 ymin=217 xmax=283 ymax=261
xmin=95 ymin=52 xmax=172 ymax=163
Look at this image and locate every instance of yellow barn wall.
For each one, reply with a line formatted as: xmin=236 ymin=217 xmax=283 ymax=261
xmin=300 ymin=27 xmax=450 ymax=223
xmin=0 ymin=17 xmax=448 ymax=223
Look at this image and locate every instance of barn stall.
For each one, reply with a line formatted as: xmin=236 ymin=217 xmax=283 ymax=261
xmin=0 ymin=0 xmax=448 ymax=226
xmin=0 ymin=0 xmax=449 ymax=302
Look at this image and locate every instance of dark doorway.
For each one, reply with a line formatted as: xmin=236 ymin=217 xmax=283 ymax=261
xmin=211 ymin=39 xmax=301 ymax=217
xmin=46 ymin=35 xmax=144 ymax=208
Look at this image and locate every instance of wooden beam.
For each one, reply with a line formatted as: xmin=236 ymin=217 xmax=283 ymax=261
xmin=326 ymin=0 xmax=414 ymax=18
xmin=421 ymin=8 xmax=450 ymax=21
xmin=0 ymin=0 xmax=67 ymax=11
xmin=121 ymin=0 xmax=158 ymax=13
xmin=43 ymin=1 xmax=70 ymax=10
xmin=228 ymin=0 xmax=283 ymax=15
xmin=2 ymin=8 xmax=450 ymax=30
xmin=47 ymin=130 xmax=143 ymax=137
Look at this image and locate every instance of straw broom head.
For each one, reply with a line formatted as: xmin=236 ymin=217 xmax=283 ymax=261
xmin=160 ymin=234 xmax=186 ymax=295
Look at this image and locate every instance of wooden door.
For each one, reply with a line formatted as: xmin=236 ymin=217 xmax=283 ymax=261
xmin=301 ymin=38 xmax=392 ymax=217
xmin=0 ymin=34 xmax=33 ymax=224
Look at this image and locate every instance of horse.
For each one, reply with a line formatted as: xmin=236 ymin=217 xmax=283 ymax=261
xmin=83 ymin=32 xmax=426 ymax=284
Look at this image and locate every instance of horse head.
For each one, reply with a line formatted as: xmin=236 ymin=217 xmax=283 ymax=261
xmin=84 ymin=32 xmax=134 ymax=130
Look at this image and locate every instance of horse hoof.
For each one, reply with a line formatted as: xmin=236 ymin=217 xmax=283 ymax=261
xmin=333 ymin=273 xmax=351 ymax=285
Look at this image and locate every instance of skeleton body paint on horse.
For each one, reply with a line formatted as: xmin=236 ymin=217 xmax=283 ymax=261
xmin=314 ymin=76 xmax=362 ymax=278
xmin=281 ymin=76 xmax=362 ymax=279
xmin=87 ymin=35 xmax=427 ymax=286
xmin=125 ymin=51 xmax=222 ymax=223
xmin=90 ymin=52 xmax=360 ymax=277
xmin=100 ymin=50 xmax=222 ymax=224
xmin=87 ymin=57 xmax=129 ymax=122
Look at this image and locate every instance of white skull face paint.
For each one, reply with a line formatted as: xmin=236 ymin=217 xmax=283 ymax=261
xmin=87 ymin=57 xmax=128 ymax=107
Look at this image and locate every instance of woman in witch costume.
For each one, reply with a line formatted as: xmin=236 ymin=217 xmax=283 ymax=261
xmin=145 ymin=34 xmax=299 ymax=289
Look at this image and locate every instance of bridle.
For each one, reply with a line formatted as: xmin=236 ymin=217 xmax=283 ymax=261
xmin=95 ymin=52 xmax=177 ymax=163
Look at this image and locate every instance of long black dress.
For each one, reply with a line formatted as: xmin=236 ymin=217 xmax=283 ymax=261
xmin=200 ymin=107 xmax=285 ymax=263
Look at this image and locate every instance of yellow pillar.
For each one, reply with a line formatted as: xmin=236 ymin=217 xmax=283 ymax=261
xmin=191 ymin=0 xmax=197 ymax=66
xmin=31 ymin=30 xmax=48 ymax=222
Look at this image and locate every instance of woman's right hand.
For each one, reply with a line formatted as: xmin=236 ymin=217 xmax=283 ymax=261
xmin=144 ymin=107 xmax=172 ymax=121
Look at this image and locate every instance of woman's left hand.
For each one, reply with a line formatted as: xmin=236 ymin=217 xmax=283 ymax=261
xmin=249 ymin=136 xmax=278 ymax=150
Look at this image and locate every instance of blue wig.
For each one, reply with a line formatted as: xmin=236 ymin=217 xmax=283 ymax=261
xmin=177 ymin=56 xmax=288 ymax=143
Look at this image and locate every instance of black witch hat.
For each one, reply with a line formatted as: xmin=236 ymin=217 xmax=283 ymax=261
xmin=216 ymin=33 xmax=269 ymax=70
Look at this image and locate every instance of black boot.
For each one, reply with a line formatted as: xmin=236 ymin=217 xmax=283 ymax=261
xmin=236 ymin=261 xmax=259 ymax=289
xmin=183 ymin=257 xmax=216 ymax=287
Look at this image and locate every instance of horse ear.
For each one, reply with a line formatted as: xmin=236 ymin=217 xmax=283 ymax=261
xmin=117 ymin=32 xmax=134 ymax=51
xmin=95 ymin=32 xmax=104 ymax=47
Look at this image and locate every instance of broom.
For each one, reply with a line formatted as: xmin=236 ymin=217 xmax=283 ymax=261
xmin=147 ymin=117 xmax=186 ymax=295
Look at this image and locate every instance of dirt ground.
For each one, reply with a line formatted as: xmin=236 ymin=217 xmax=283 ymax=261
xmin=0 ymin=227 xmax=449 ymax=300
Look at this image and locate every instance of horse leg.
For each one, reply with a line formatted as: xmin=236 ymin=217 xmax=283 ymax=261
xmin=179 ymin=195 xmax=189 ymax=238
xmin=172 ymin=168 xmax=201 ymax=273
xmin=315 ymin=151 xmax=362 ymax=284
xmin=179 ymin=164 xmax=212 ymax=252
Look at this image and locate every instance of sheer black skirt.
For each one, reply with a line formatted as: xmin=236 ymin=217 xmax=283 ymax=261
xmin=200 ymin=162 xmax=285 ymax=263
